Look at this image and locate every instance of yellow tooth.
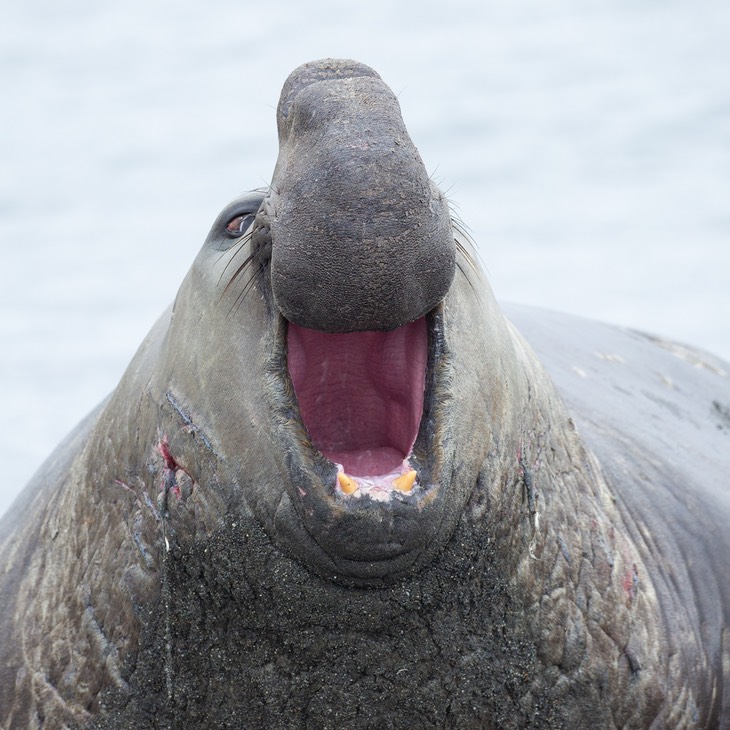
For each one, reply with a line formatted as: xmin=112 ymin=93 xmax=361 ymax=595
xmin=337 ymin=472 xmax=358 ymax=494
xmin=392 ymin=470 xmax=417 ymax=493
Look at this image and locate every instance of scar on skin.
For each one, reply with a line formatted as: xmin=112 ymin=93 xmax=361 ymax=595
xmin=157 ymin=436 xmax=196 ymax=504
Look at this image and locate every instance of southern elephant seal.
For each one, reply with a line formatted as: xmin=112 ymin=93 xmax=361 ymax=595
xmin=1 ymin=58 xmax=728 ymax=729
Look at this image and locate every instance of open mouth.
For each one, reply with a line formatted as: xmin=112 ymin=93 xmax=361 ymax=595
xmin=287 ymin=317 xmax=428 ymax=502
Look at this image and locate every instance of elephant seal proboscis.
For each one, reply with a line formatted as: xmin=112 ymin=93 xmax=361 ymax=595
xmin=1 ymin=58 xmax=728 ymax=729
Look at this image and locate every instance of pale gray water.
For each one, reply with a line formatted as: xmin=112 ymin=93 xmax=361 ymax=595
xmin=1 ymin=0 xmax=729 ymax=517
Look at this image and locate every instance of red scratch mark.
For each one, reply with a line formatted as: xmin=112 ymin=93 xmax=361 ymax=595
xmin=158 ymin=437 xmax=177 ymax=471
xmin=157 ymin=436 xmax=195 ymax=502
xmin=623 ymin=563 xmax=639 ymax=603
xmin=114 ymin=479 xmax=142 ymax=507
xmin=115 ymin=479 xmax=161 ymax=520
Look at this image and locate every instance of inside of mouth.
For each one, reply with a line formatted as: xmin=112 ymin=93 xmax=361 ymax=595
xmin=287 ymin=317 xmax=427 ymax=476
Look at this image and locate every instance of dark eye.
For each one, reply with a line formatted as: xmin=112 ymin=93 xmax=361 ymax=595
xmin=225 ymin=213 xmax=255 ymax=238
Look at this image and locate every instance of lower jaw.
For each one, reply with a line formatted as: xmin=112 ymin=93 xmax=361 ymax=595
xmin=332 ymin=459 xmax=419 ymax=503
xmin=260 ymin=307 xmax=458 ymax=582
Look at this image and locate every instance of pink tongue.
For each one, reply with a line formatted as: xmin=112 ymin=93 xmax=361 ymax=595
xmin=287 ymin=318 xmax=427 ymax=476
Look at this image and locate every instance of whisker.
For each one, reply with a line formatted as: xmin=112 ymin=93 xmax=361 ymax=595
xmin=227 ymin=261 xmax=268 ymax=319
xmin=216 ymin=230 xmax=254 ymax=285
xmin=448 ymin=213 xmax=487 ymax=307
xmin=446 ymin=195 xmax=487 ymax=272
xmin=451 ymin=218 xmax=485 ymax=280
xmin=221 ymin=251 xmax=256 ymax=296
xmin=456 ymin=237 xmax=482 ymax=276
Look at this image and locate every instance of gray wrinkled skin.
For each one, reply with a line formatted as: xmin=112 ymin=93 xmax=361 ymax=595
xmin=0 ymin=59 xmax=728 ymax=729
xmin=267 ymin=60 xmax=455 ymax=332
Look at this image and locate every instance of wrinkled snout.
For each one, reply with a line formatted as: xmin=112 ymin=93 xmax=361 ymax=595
xmin=266 ymin=59 xmax=456 ymax=333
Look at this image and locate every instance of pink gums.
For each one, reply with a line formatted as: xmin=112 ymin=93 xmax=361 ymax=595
xmin=287 ymin=317 xmax=428 ymax=477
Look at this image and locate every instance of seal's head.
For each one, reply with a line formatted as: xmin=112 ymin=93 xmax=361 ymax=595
xmin=159 ymin=59 xmax=521 ymax=585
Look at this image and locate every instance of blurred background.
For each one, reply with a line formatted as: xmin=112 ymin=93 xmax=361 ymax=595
xmin=1 ymin=0 xmax=728 ymax=517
